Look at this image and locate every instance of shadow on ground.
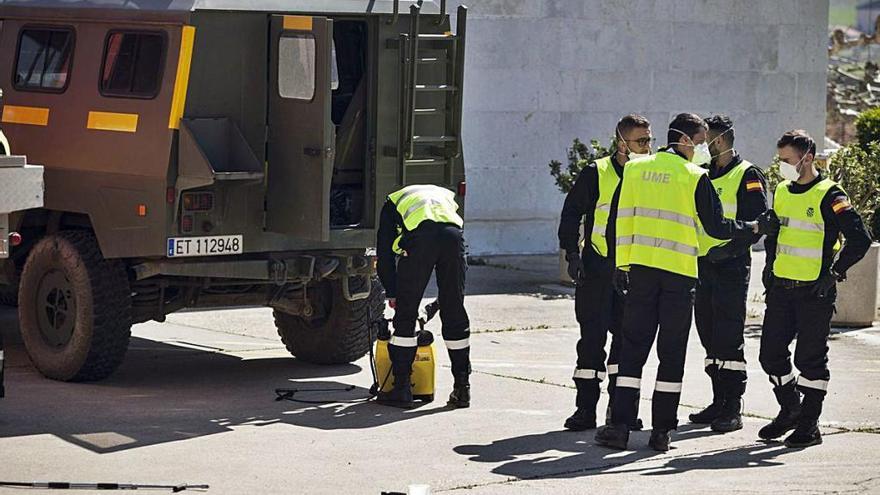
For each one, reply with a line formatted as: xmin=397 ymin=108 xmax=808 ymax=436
xmin=454 ymin=425 xmax=796 ymax=481
xmin=0 ymin=306 xmax=451 ymax=454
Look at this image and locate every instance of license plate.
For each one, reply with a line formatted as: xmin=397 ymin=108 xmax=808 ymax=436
xmin=167 ymin=235 xmax=243 ymax=258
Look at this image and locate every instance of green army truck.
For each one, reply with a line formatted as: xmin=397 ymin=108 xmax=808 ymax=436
xmin=0 ymin=0 xmax=468 ymax=381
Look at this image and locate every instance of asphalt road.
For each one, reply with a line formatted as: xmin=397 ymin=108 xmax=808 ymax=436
xmin=1 ymin=253 xmax=879 ymax=494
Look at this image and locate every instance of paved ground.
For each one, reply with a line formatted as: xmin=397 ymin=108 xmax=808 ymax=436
xmin=1 ymin=253 xmax=879 ymax=494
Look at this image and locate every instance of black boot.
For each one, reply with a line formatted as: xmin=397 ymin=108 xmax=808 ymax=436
xmin=606 ymin=380 xmax=643 ymax=431
xmin=595 ymin=424 xmax=629 ymax=450
xmin=711 ymin=396 xmax=743 ymax=433
xmin=784 ymin=420 xmax=822 ymax=448
xmin=689 ymin=370 xmax=723 ymax=424
xmin=648 ymin=428 xmax=672 ymax=452
xmin=565 ymin=408 xmax=597 ymax=431
xmin=448 ymin=372 xmax=470 ymax=408
xmin=784 ymin=390 xmax=824 ymax=448
xmin=376 ymin=373 xmax=415 ymax=409
xmin=567 ymin=379 xmax=598 ymax=430
xmin=758 ymin=383 xmax=801 ymax=440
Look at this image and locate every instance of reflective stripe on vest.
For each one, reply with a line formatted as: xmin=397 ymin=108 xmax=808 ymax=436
xmin=698 ymin=160 xmax=753 ymax=253
xmin=587 ymin=156 xmax=621 ymax=258
xmin=615 ymin=152 xmax=706 ymax=278
xmin=772 ymin=178 xmax=838 ymax=282
xmin=388 ymin=185 xmax=463 ymax=255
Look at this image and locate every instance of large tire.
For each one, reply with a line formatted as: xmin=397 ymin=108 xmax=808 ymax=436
xmin=18 ymin=231 xmax=132 ymax=381
xmin=275 ymin=276 xmax=384 ymax=364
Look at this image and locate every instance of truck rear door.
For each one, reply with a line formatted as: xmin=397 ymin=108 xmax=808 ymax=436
xmin=265 ymin=15 xmax=334 ymax=241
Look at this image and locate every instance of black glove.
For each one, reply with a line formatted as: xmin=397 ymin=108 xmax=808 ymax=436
xmin=612 ymin=269 xmax=630 ymax=296
xmin=762 ymin=268 xmax=774 ymax=292
xmin=812 ymin=269 xmax=844 ymax=298
xmin=566 ymin=252 xmax=585 ymax=286
xmin=755 ymin=209 xmax=781 ymax=236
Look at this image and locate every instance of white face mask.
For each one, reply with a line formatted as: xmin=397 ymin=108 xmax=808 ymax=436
xmin=691 ymin=142 xmax=712 ymax=166
xmin=670 ymin=128 xmax=710 ymax=165
xmin=779 ymin=155 xmax=805 ymax=182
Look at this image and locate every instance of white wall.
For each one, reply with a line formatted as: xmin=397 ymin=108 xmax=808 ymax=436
xmin=445 ymin=0 xmax=830 ymax=255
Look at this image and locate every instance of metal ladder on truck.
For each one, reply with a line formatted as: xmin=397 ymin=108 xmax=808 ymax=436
xmin=389 ymin=0 xmax=467 ymax=186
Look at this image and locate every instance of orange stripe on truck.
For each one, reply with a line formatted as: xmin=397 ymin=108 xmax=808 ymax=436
xmin=2 ymin=105 xmax=49 ymax=126
xmin=283 ymin=15 xmax=313 ymax=31
xmin=87 ymin=111 xmax=139 ymax=133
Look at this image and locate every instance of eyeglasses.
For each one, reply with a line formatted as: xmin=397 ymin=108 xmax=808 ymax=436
xmin=625 ymin=137 xmax=656 ymax=147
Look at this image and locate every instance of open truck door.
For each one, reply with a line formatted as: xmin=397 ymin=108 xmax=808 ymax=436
xmin=266 ymin=15 xmax=334 ymax=241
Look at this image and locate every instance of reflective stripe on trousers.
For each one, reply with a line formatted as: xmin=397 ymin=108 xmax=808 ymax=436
xmin=769 ymin=372 xmax=796 ymax=387
xmin=654 ymin=380 xmax=683 ymax=393
xmin=390 ymin=336 xmax=418 ymax=348
xmin=573 ymin=368 xmax=607 ymax=381
xmin=705 ymin=358 xmax=747 ymax=371
xmin=797 ymin=376 xmax=829 ymax=392
xmin=616 ymin=376 xmax=641 ymax=389
xmin=445 ymin=336 xmax=470 ymax=351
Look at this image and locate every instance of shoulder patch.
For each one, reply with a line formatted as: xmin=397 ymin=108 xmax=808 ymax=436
xmin=745 ymin=179 xmax=764 ymax=193
xmin=831 ymin=196 xmax=852 ymax=215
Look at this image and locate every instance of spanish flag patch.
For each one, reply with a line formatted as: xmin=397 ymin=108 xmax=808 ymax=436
xmin=745 ymin=180 xmax=763 ymax=192
xmin=832 ymin=197 xmax=852 ymax=214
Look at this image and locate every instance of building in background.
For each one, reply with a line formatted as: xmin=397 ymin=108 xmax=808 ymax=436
xmin=446 ymin=0 xmax=830 ymax=255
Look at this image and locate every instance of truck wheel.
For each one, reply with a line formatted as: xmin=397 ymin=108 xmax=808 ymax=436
xmin=275 ymin=276 xmax=384 ymax=364
xmin=18 ymin=231 xmax=132 ymax=381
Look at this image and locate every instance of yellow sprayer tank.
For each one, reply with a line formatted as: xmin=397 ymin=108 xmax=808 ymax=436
xmin=375 ymin=335 xmax=435 ymax=402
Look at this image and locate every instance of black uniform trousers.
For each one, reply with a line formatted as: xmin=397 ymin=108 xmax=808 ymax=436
xmin=573 ymin=253 xmax=625 ymax=409
xmin=759 ymin=283 xmax=834 ymax=421
xmin=389 ymin=223 xmax=471 ymax=379
xmin=611 ymin=265 xmax=696 ymax=431
xmin=694 ymin=255 xmax=750 ymax=398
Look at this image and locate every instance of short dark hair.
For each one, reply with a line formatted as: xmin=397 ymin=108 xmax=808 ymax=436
xmin=667 ymin=113 xmax=707 ymax=144
xmin=705 ymin=114 xmax=735 ymax=146
xmin=776 ymin=130 xmax=816 ymax=157
xmin=616 ymin=114 xmax=651 ymax=138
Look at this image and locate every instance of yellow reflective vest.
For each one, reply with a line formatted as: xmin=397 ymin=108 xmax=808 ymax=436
xmin=772 ymin=178 xmax=839 ymax=282
xmin=616 ymin=151 xmax=707 ymax=278
xmin=698 ymin=160 xmax=754 ymax=253
xmin=583 ymin=156 xmax=621 ymax=258
xmin=388 ymin=185 xmax=463 ymax=255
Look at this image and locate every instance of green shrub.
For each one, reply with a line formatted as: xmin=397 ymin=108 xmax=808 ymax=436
xmin=829 ymin=143 xmax=880 ymax=240
xmin=855 ymin=107 xmax=880 ymax=149
xmin=765 ymin=155 xmax=784 ymax=194
xmin=548 ymin=138 xmax=613 ymax=194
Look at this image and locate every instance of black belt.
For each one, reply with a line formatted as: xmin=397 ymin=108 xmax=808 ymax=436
xmin=776 ymin=278 xmax=816 ymax=289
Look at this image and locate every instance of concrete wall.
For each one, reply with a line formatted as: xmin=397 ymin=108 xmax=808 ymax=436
xmin=444 ymin=0 xmax=830 ymax=255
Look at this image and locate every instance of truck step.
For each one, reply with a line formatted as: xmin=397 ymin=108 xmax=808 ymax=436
xmin=414 ymin=108 xmax=446 ymax=116
xmin=415 ymin=84 xmax=458 ymax=92
xmin=412 ymin=135 xmax=457 ymax=143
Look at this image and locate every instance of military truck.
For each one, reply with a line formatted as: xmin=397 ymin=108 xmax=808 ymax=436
xmin=0 ymin=0 xmax=468 ymax=381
